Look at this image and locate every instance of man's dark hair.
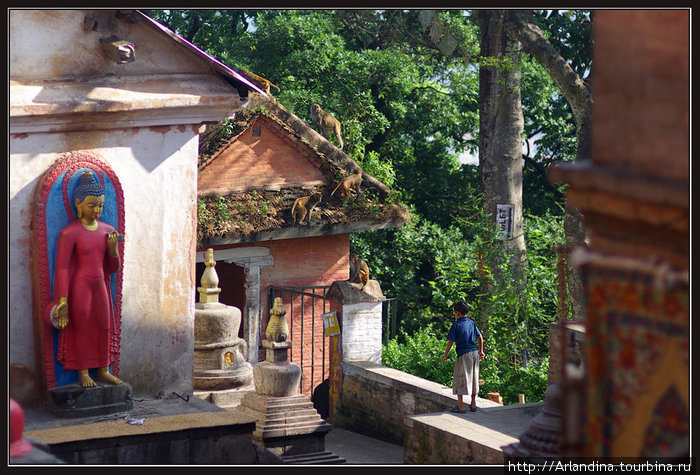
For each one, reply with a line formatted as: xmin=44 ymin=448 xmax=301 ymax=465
xmin=453 ymin=302 xmax=469 ymax=315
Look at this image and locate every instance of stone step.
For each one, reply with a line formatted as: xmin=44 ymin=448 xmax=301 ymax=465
xmin=261 ymin=410 xmax=322 ymax=423
xmin=255 ymin=421 xmax=332 ymax=439
xmin=258 ymin=420 xmax=327 ymax=433
xmin=256 ymin=419 xmax=331 ymax=434
xmin=280 ymin=451 xmax=346 ymax=465
xmin=263 ymin=403 xmax=317 ymax=412
xmin=238 ymin=394 xmax=315 ymax=413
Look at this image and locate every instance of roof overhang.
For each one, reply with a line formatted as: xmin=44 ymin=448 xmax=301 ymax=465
xmin=10 ymin=74 xmax=248 ymax=134
xmin=134 ymin=11 xmax=267 ymax=96
xmin=199 ymin=219 xmax=407 ymax=248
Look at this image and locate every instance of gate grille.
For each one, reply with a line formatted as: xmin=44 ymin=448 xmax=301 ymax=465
xmin=268 ymin=285 xmax=331 ymax=397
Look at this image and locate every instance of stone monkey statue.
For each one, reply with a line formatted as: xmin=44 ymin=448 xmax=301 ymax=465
xmin=309 ymin=103 xmax=344 ymax=150
xmin=240 ymin=69 xmax=280 ymax=95
xmin=291 ymin=191 xmax=322 ymax=225
xmin=349 ymin=254 xmax=370 ymax=290
xmin=330 ymin=171 xmax=363 ymax=201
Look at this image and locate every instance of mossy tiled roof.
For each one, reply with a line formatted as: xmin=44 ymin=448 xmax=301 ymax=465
xmin=197 ymin=95 xmax=410 ymax=247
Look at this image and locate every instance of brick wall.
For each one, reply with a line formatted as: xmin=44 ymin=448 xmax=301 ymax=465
xmin=198 ymin=117 xmax=326 ymax=194
xmin=260 ymin=234 xmax=349 ymax=396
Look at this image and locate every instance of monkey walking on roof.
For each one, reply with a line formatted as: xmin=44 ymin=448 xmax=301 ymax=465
xmin=309 ymin=103 xmax=344 ymax=150
xmin=291 ymin=191 xmax=322 ymax=225
xmin=240 ymin=69 xmax=280 ymax=95
xmin=330 ymin=171 xmax=363 ymax=201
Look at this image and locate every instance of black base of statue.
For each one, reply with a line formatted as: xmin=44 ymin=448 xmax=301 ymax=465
xmin=47 ymin=382 xmax=133 ymax=418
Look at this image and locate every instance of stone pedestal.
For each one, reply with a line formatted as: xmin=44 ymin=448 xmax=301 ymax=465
xmin=502 ymin=384 xmax=563 ymax=460
xmin=252 ymin=341 xmax=301 ymax=397
xmin=239 ymin=297 xmax=342 ymax=463
xmin=238 ymin=393 xmax=332 ymax=457
xmin=326 ymin=280 xmax=385 ymax=364
xmin=47 ymin=382 xmax=133 ymax=418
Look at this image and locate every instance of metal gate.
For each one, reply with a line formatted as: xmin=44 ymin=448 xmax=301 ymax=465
xmin=267 ymin=285 xmax=332 ymax=398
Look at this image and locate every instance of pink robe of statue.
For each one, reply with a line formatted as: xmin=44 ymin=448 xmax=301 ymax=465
xmin=53 ymin=220 xmax=120 ymax=371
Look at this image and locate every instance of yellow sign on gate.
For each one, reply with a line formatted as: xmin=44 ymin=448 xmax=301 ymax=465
xmin=322 ymin=311 xmax=340 ymax=336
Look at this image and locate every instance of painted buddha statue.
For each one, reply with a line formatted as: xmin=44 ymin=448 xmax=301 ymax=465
xmin=51 ymin=171 xmax=124 ymax=388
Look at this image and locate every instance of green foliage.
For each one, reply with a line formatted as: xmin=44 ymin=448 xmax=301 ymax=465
xmin=382 ymin=324 xmax=455 ymax=388
xmin=379 ymin=211 xmax=564 ymax=404
xmin=355 ymin=150 xmax=396 ymax=189
xmin=215 ymin=196 xmax=231 ymax=221
xmin=146 ymin=8 xmax=585 ymax=406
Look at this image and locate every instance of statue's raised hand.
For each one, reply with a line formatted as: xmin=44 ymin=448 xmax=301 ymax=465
xmin=107 ymin=231 xmax=120 ymax=257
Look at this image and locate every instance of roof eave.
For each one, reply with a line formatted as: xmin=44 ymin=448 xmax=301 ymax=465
xmin=135 ymin=10 xmax=268 ymax=97
xmin=199 ymin=219 xmax=407 ymax=248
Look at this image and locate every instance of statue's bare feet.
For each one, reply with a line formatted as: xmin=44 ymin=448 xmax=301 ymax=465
xmin=97 ymin=368 xmax=123 ymax=385
xmin=78 ymin=371 xmax=97 ymax=388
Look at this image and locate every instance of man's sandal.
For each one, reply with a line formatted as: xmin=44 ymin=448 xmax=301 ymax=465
xmin=450 ymin=406 xmax=466 ymax=414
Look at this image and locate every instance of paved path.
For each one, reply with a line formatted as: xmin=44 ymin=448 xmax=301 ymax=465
xmin=325 ymin=427 xmax=404 ymax=464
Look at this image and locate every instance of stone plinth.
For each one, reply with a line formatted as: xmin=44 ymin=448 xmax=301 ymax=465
xmin=47 ymin=382 xmax=133 ymax=418
xmin=253 ymin=341 xmax=301 ymax=397
xmin=327 ymin=280 xmax=385 ymax=364
xmin=238 ymin=393 xmax=332 ymax=457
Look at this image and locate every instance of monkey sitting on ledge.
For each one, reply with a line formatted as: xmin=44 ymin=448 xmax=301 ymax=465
xmin=349 ymin=253 xmax=370 ymax=290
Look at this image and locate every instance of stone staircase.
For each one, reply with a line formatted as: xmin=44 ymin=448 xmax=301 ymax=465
xmin=280 ymin=451 xmax=346 ymax=464
xmin=238 ymin=393 xmax=331 ymax=440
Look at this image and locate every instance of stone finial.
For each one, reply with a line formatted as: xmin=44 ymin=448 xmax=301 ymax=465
xmin=198 ymin=248 xmax=221 ymax=304
xmin=265 ymin=297 xmax=289 ymax=343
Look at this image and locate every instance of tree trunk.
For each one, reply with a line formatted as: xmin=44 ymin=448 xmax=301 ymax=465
xmin=478 ymin=10 xmax=527 ymax=286
xmin=505 ymin=10 xmax=592 ymax=321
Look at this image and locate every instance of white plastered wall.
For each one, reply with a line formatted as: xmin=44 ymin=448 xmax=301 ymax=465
xmin=9 ymin=125 xmax=199 ymax=397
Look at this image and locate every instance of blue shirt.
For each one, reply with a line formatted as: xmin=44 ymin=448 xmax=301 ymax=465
xmin=447 ymin=317 xmax=481 ymax=357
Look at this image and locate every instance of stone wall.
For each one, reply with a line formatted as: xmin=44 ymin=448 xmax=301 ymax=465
xmin=340 ymin=301 xmax=383 ymax=364
xmin=404 ymin=416 xmax=502 ymax=464
xmin=332 ymin=360 xmax=500 ymax=445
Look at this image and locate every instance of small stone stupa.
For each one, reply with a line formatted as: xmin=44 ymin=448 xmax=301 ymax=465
xmin=193 ymin=249 xmax=253 ymax=391
xmin=238 ymin=297 xmax=344 ymax=464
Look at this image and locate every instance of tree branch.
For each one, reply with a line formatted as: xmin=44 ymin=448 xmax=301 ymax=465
xmin=504 ymin=9 xmax=592 ymax=161
xmin=504 ymin=10 xmax=590 ymax=128
xmin=522 ymin=154 xmax=564 ymax=198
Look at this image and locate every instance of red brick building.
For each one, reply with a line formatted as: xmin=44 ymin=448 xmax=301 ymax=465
xmin=196 ymin=95 xmax=409 ymax=396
